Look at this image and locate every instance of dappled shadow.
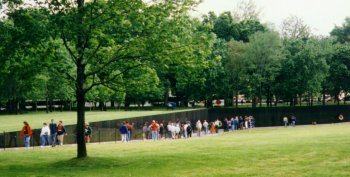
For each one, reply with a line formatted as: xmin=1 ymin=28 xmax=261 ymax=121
xmin=50 ymin=156 xmax=133 ymax=169
xmin=1 ymin=157 xmax=134 ymax=176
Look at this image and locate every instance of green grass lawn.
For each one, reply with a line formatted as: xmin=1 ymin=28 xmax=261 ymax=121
xmin=0 ymin=109 xmax=202 ymax=132
xmin=0 ymin=123 xmax=349 ymax=177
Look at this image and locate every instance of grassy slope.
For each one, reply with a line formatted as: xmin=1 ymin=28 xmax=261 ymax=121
xmin=0 ymin=123 xmax=349 ymax=177
xmin=0 ymin=109 xmax=201 ymax=132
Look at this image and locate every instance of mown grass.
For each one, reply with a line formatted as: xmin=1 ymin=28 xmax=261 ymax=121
xmin=0 ymin=123 xmax=349 ymax=177
xmin=0 ymin=108 xmax=202 ymax=132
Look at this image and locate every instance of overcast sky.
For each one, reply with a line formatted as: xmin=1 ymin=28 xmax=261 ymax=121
xmin=192 ymin=0 xmax=350 ymax=36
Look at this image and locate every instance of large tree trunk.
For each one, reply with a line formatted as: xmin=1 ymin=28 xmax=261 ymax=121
xmin=76 ymin=63 xmax=87 ymax=158
xmin=111 ymin=101 xmax=115 ymax=108
xmin=76 ymin=0 xmax=87 ymax=159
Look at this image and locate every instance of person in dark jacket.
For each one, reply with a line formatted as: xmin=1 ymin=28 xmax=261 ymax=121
xmin=223 ymin=118 xmax=228 ymax=132
xmin=119 ymin=121 xmax=128 ymax=143
xmin=49 ymin=119 xmax=57 ymax=147
xmin=186 ymin=123 xmax=192 ymax=138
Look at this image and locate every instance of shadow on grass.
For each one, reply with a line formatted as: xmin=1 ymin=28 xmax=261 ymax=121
xmin=50 ymin=156 xmax=132 ymax=169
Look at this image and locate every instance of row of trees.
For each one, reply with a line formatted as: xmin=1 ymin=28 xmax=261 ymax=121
xmin=1 ymin=0 xmax=350 ymax=113
xmin=1 ymin=0 xmax=350 ymax=157
xmin=209 ymin=12 xmax=350 ymax=108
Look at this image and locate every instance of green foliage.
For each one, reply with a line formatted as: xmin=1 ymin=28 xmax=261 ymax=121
xmin=331 ymin=17 xmax=350 ymax=43
xmin=225 ymin=40 xmax=246 ymax=101
xmin=274 ymin=38 xmax=331 ymax=102
xmin=324 ymin=44 xmax=350 ymax=99
xmin=242 ymin=31 xmax=285 ymax=102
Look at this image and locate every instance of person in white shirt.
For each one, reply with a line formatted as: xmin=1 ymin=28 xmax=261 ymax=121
xmin=183 ymin=123 xmax=188 ymax=138
xmin=283 ymin=117 xmax=288 ymax=127
xmin=203 ymin=120 xmax=209 ymax=135
xmin=40 ymin=123 xmax=51 ymax=147
xmin=196 ymin=120 xmax=202 ymax=137
xmin=170 ymin=123 xmax=176 ymax=139
xmin=175 ymin=123 xmax=180 ymax=139
xmin=167 ymin=122 xmax=172 ymax=139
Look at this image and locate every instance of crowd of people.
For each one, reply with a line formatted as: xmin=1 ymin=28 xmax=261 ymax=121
xmin=283 ymin=115 xmax=297 ymax=127
xmin=20 ymin=119 xmax=67 ymax=148
xmin=19 ymin=116 xmax=258 ymax=147
xmin=119 ymin=116 xmax=256 ymax=142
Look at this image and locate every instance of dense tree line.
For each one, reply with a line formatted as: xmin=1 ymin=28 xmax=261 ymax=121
xmin=1 ymin=0 xmax=350 ymax=157
xmin=2 ymin=1 xmax=349 ymax=113
xmin=209 ymin=12 xmax=350 ymax=108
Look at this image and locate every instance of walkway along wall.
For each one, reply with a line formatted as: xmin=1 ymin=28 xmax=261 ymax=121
xmin=1 ymin=106 xmax=349 ymax=148
xmin=0 ymin=109 xmax=208 ymax=148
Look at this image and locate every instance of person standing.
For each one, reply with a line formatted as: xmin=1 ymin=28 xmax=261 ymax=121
xmin=223 ymin=118 xmax=228 ymax=132
xmin=230 ymin=117 xmax=234 ymax=131
xmin=119 ymin=121 xmax=128 ymax=143
xmin=283 ymin=117 xmax=288 ymax=127
xmin=150 ymin=120 xmax=158 ymax=141
xmin=20 ymin=121 xmax=32 ymax=148
xmin=291 ymin=115 xmax=297 ymax=127
xmin=57 ymin=120 xmax=67 ymax=146
xmin=167 ymin=122 xmax=172 ymax=139
xmin=210 ymin=122 xmax=216 ymax=134
xmin=239 ymin=116 xmax=244 ymax=130
xmin=49 ymin=119 xmax=57 ymax=147
xmin=170 ymin=123 xmax=176 ymax=139
xmin=196 ymin=120 xmax=202 ymax=137
xmin=159 ymin=123 xmax=164 ymax=140
xmin=40 ymin=123 xmax=50 ymax=147
xmin=183 ymin=123 xmax=188 ymax=138
xmin=84 ymin=123 xmax=92 ymax=143
xmin=234 ymin=116 xmax=239 ymax=130
xmin=186 ymin=123 xmax=192 ymax=138
xmin=250 ymin=116 xmax=255 ymax=128
xmin=126 ymin=121 xmax=133 ymax=141
xmin=203 ymin=120 xmax=209 ymax=135
xmin=214 ymin=119 xmax=220 ymax=133
xmin=142 ymin=123 xmax=148 ymax=141
xmin=244 ymin=116 xmax=249 ymax=129
xmin=175 ymin=123 xmax=180 ymax=139
xmin=155 ymin=121 xmax=160 ymax=140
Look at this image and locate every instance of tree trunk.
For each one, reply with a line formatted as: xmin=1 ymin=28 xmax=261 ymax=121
xmin=235 ymin=92 xmax=238 ymax=108
xmin=16 ymin=100 xmax=19 ymax=115
xmin=76 ymin=63 xmax=87 ymax=158
xmin=322 ymin=90 xmax=326 ymax=106
xmin=60 ymin=99 xmax=64 ymax=112
xmin=76 ymin=0 xmax=87 ymax=158
xmin=46 ymin=97 xmax=49 ymax=113
xmin=99 ymin=101 xmax=104 ymax=111
xmin=252 ymin=96 xmax=257 ymax=108
xmin=337 ymin=96 xmax=340 ymax=105
xmin=34 ymin=100 xmax=37 ymax=111
xmin=274 ymin=96 xmax=278 ymax=107
xmin=111 ymin=101 xmax=115 ymax=108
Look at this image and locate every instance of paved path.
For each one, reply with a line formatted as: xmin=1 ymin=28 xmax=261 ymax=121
xmin=1 ymin=122 xmax=349 ymax=151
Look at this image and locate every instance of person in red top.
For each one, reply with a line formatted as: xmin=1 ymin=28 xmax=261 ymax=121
xmin=57 ymin=120 xmax=67 ymax=145
xmin=126 ymin=121 xmax=133 ymax=141
xmin=150 ymin=120 xmax=158 ymax=141
xmin=20 ymin=121 xmax=32 ymax=148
